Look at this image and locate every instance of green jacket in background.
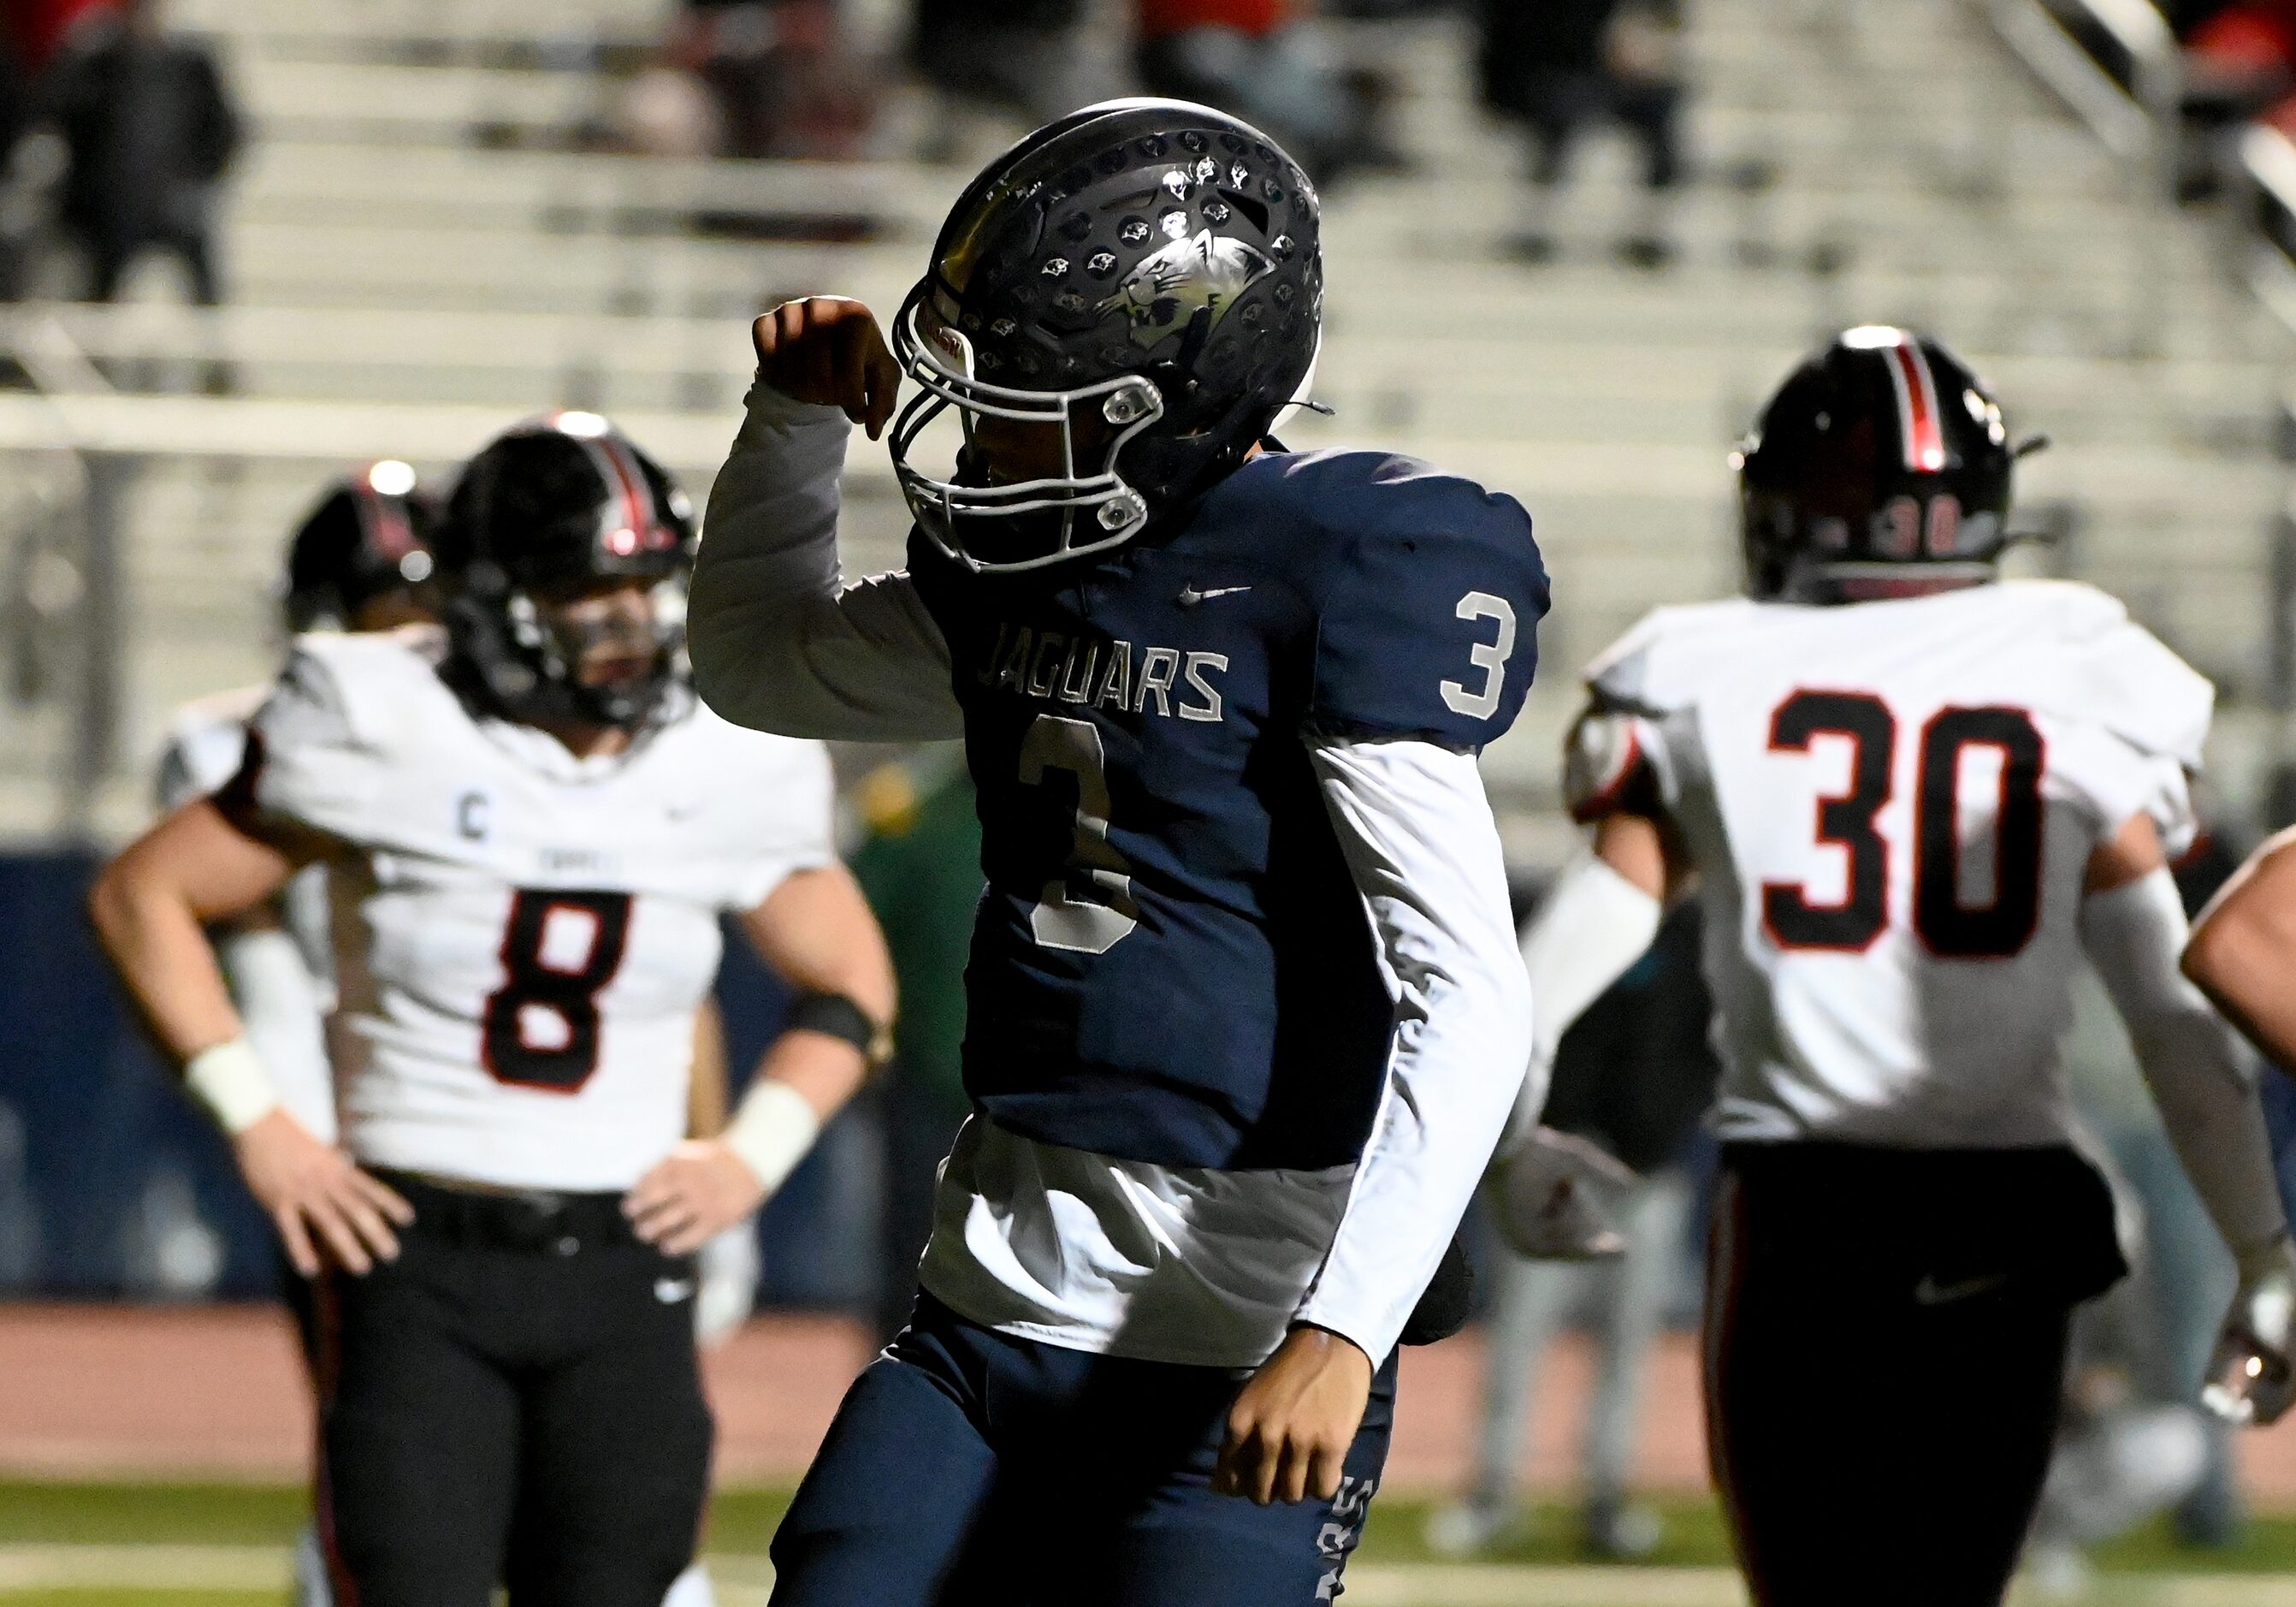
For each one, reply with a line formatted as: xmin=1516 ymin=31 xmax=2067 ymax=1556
xmin=848 ymin=759 xmax=982 ymax=1122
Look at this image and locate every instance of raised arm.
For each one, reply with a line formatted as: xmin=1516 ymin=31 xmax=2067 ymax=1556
xmin=689 ymin=298 xmax=964 ymax=742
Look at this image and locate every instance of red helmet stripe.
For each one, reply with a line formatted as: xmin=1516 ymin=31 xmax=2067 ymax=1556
xmin=358 ymin=471 xmax=417 ymax=562
xmin=1880 ymin=336 xmax=1946 ymax=473
xmin=587 ymin=431 xmax=655 ymax=553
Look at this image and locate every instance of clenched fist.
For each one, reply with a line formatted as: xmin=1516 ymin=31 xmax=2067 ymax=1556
xmin=753 ymin=297 xmax=902 ymax=440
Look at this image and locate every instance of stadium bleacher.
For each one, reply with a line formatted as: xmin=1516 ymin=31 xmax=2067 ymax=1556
xmin=0 ymin=0 xmax=2287 ymax=858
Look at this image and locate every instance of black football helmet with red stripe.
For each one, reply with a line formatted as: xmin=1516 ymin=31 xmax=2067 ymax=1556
xmin=433 ymin=412 xmax=697 ymax=730
xmin=283 ymin=460 xmax=437 ymax=632
xmin=1735 ymin=327 xmax=2026 ymax=602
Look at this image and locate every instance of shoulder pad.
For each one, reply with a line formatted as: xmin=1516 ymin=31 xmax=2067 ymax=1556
xmin=1276 ymin=452 xmax=1550 ymax=748
xmin=1991 ymin=583 xmax=2211 ymax=769
xmin=275 ymin=626 xmax=452 ymax=756
xmin=1563 ymin=708 xmax=1654 ymax=822
xmin=158 ymin=685 xmax=268 ymax=807
xmin=1583 ymin=599 xmax=1760 ymax=715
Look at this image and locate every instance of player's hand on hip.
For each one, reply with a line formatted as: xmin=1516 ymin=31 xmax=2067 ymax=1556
xmin=232 ymin=1110 xmax=411 ymax=1278
xmin=1215 ymin=1325 xmax=1374 ymax=1506
xmin=2205 ymin=1235 xmax=2296 ymax=1426
xmin=753 ymin=297 xmax=900 ymax=441
xmin=624 ymin=1139 xmax=767 ymax=1256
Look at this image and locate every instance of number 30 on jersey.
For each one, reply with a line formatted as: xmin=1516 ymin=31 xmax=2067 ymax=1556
xmin=1761 ymin=690 xmax=2045 ymax=959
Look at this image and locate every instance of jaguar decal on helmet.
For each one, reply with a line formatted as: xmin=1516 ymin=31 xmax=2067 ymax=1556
xmin=1104 ymin=228 xmax=1276 ymax=350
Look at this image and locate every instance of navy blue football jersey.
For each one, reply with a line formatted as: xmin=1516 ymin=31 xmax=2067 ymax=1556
xmin=909 ymin=448 xmax=1548 ymax=1171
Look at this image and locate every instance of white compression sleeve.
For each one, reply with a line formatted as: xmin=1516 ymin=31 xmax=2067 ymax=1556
xmin=216 ymin=926 xmax=336 ymax=1142
xmin=183 ymin=1040 xmax=280 ymax=1136
xmin=2083 ymin=866 xmax=2290 ymax=1263
xmin=689 ymin=382 xmax=963 ymax=742
xmin=1504 ymin=851 xmax=1663 ymax=1145
xmin=722 ymin=1078 xmax=823 ymax=1203
xmin=1294 ymin=737 xmax=1533 ymax=1361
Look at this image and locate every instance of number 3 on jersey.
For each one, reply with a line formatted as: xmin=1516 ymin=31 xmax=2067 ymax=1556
xmin=1018 ymin=715 xmax=1140 ymax=954
xmin=1761 ymin=691 xmax=2044 ymax=958
xmin=1441 ymin=591 xmax=1518 ymax=720
xmin=482 ymin=890 xmax=633 ymax=1090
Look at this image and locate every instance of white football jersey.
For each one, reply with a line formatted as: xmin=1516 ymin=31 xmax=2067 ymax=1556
xmin=240 ymin=627 xmax=835 ymax=1190
xmin=158 ymin=683 xmax=338 ymax=1140
xmin=1566 ymin=580 xmax=2210 ymax=1149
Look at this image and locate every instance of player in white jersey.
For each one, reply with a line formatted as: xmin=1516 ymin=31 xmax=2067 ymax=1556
xmin=1489 ymin=329 xmax=2296 ymax=1607
xmin=92 ymin=413 xmax=896 ymax=1607
xmin=154 ymin=461 xmax=437 ymax=1607
xmin=157 ymin=462 xmax=439 ymax=1146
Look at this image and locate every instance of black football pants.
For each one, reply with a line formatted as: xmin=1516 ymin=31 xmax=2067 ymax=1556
xmin=310 ymin=1173 xmax=713 ymax=1607
xmin=1703 ymin=1144 xmax=2110 ymax=1607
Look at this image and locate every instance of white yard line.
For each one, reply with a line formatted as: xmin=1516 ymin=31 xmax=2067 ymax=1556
xmin=0 ymin=1544 xmax=289 ymax=1590
xmin=4 ymin=1545 xmax=2296 ymax=1606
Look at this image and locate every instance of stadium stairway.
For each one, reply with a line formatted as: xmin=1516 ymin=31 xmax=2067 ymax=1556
xmin=0 ymin=0 xmax=2287 ymax=851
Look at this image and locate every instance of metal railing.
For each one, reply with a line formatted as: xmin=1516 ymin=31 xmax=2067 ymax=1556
xmin=2236 ymin=123 xmax=2296 ymax=343
xmin=1979 ymin=0 xmax=2180 ymax=355
xmin=0 ymin=310 xmax=113 ymax=840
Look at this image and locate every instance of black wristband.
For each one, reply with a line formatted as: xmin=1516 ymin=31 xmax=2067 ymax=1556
xmin=784 ymin=991 xmax=891 ymax=1066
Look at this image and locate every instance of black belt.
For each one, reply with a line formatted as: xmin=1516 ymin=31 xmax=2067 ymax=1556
xmin=373 ymin=1169 xmax=641 ymax=1257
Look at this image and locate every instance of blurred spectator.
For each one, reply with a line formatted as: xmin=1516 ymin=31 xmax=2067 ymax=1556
xmin=1475 ymin=0 xmax=1685 ymax=268
xmin=685 ymin=0 xmax=873 ymax=159
xmin=614 ymin=60 xmax=725 ymax=159
xmin=616 ymin=0 xmax=876 ymax=161
xmin=38 ymin=0 xmax=239 ymax=304
xmin=2179 ymin=0 xmax=2296 ymax=197
xmin=845 ymin=751 xmax=983 ymax=1343
xmin=3 ymin=0 xmax=115 ymax=80
xmin=1429 ymin=902 xmax=1719 ymax=1560
xmin=1133 ymin=0 xmax=1400 ymax=184
xmin=910 ymin=0 xmax=1109 ymax=139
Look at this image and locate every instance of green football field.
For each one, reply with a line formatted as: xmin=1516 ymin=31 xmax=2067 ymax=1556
xmin=9 ymin=1483 xmax=2296 ymax=1606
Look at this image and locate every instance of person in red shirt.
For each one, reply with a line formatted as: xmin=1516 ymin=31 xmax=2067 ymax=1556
xmin=1133 ymin=0 xmax=1378 ymax=181
xmin=1139 ymin=0 xmax=1288 ymax=33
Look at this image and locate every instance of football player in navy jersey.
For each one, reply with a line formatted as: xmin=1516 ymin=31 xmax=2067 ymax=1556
xmin=689 ymin=99 xmax=1557 ymax=1604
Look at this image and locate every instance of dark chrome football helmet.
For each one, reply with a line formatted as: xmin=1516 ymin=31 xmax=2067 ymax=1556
xmin=282 ymin=460 xmax=437 ymax=632
xmin=890 ymin=98 xmax=1324 ymax=572
xmin=1736 ymin=327 xmax=2033 ymax=602
xmin=433 ymin=412 xmax=696 ymax=730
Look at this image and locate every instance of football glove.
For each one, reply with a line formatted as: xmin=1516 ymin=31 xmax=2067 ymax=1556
xmin=2202 ymin=1234 xmax=2296 ymax=1427
xmin=1487 ymin=1126 xmax=1638 ymax=1261
xmin=695 ymin=1221 xmax=761 ymax=1349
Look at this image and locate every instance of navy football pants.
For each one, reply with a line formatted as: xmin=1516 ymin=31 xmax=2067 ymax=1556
xmin=770 ymin=1293 xmax=1399 ymax=1605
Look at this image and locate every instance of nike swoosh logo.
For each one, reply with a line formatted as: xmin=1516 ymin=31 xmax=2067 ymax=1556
xmin=654 ymin=1278 xmax=696 ymax=1304
xmin=1913 ymin=1272 xmax=2010 ymax=1306
xmin=1177 ymin=584 xmax=1252 ymax=607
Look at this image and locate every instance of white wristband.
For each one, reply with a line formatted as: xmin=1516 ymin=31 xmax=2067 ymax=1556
xmin=722 ymin=1079 xmax=822 ymax=1201
xmin=183 ymin=1038 xmax=281 ymax=1136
